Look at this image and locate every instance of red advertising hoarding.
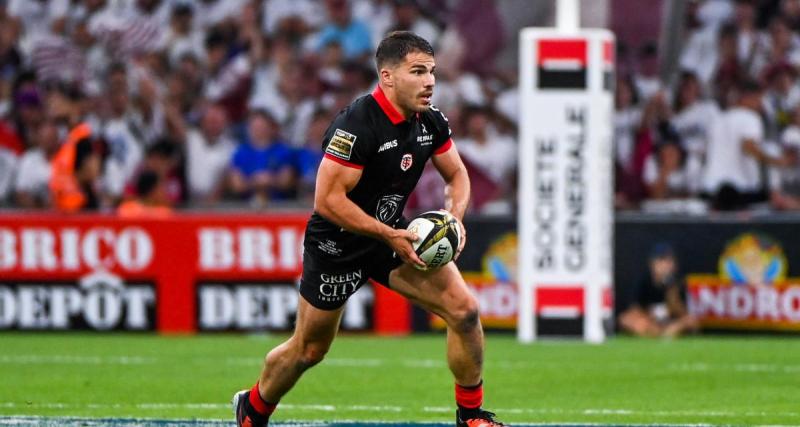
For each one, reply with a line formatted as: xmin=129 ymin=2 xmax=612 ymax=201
xmin=0 ymin=213 xmax=408 ymax=333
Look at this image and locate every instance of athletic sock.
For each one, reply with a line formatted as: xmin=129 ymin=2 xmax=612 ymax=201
xmin=246 ymin=383 xmax=277 ymax=422
xmin=455 ymin=380 xmax=483 ymax=420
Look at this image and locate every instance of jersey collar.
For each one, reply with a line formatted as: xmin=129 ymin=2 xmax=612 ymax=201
xmin=371 ymin=85 xmax=406 ymax=125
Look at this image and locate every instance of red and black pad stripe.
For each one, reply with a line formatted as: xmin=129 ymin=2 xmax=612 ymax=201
xmin=538 ymin=39 xmax=587 ymax=90
xmin=535 ymin=286 xmax=584 ymax=336
xmin=603 ymin=40 xmax=615 ymax=92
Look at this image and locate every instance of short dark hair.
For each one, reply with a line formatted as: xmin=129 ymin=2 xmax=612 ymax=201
xmin=135 ymin=170 xmax=161 ymax=197
xmin=375 ymin=31 xmax=434 ymax=69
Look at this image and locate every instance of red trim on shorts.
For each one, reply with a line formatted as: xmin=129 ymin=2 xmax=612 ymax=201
xmin=324 ymin=153 xmax=364 ymax=169
xmin=249 ymin=383 xmax=277 ymax=415
xmin=434 ymin=138 xmax=454 ymax=155
xmin=371 ymin=86 xmax=406 ymax=125
xmin=455 ymin=381 xmax=483 ymax=409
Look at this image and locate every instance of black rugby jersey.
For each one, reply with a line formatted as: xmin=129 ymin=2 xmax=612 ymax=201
xmin=304 ymin=86 xmax=454 ymax=263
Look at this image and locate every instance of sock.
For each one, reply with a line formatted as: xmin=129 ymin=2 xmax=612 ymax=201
xmin=245 ymin=383 xmax=277 ymax=421
xmin=455 ymin=380 xmax=483 ymax=419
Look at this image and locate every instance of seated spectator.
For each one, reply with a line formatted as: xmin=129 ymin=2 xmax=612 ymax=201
xmin=13 ymin=119 xmax=60 ymax=208
xmin=769 ymin=106 xmax=800 ymax=210
xmin=184 ymin=103 xmax=236 ymax=204
xmin=703 ymin=80 xmax=791 ymax=210
xmin=117 ymin=169 xmax=173 ymax=218
xmin=618 ymin=243 xmax=699 ymax=338
xmin=227 ymin=109 xmax=295 ymax=205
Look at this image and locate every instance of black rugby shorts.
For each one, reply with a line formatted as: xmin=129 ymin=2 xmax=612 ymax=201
xmin=299 ymin=243 xmax=402 ymax=310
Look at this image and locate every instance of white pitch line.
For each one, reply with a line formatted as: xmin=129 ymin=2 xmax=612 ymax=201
xmin=3 ymin=402 xmax=795 ymax=419
xmin=0 ymin=355 xmax=154 ymax=365
xmin=669 ymin=362 xmax=800 ymax=374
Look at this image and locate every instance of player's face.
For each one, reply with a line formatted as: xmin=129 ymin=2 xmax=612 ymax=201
xmin=393 ymin=51 xmax=435 ymax=114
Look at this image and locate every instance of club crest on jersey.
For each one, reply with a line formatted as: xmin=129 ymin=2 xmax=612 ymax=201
xmin=400 ymin=153 xmax=413 ymax=171
xmin=325 ymin=128 xmax=357 ymax=160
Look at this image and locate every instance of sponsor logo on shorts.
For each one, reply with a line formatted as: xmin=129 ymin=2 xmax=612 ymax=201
xmin=318 ymin=269 xmax=364 ymax=303
xmin=400 ymin=153 xmax=413 ymax=171
xmin=325 ymin=129 xmax=357 ymax=160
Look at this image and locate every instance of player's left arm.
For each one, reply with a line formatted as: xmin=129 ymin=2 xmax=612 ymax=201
xmin=432 ymin=144 xmax=470 ymax=255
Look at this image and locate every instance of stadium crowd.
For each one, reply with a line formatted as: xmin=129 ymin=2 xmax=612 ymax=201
xmin=4 ymin=0 xmax=800 ymax=216
xmin=615 ymin=0 xmax=800 ymax=213
xmin=0 ymin=0 xmax=516 ymax=215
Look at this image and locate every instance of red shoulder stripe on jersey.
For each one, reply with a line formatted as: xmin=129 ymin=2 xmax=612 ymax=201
xmin=371 ymin=86 xmax=406 ymax=125
xmin=324 ymin=153 xmax=365 ymax=169
xmin=434 ymin=138 xmax=454 ymax=155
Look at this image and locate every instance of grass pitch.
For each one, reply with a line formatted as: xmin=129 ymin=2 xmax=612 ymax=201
xmin=0 ymin=333 xmax=798 ymax=426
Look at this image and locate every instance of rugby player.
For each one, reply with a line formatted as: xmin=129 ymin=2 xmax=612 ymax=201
xmin=234 ymin=31 xmax=506 ymax=427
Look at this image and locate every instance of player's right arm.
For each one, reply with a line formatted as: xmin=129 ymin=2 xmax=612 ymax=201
xmin=314 ymin=158 xmax=426 ymax=268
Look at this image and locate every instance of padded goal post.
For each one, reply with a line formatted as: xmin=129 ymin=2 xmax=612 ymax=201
xmin=517 ymin=27 xmax=615 ymax=343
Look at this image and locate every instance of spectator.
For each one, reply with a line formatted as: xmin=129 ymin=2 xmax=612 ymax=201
xmin=670 ymin=71 xmax=719 ymax=194
xmin=761 ymin=62 xmax=800 ymax=141
xmin=228 ymin=109 xmax=295 ymax=205
xmin=117 ymin=169 xmax=173 ymax=218
xmin=99 ymin=64 xmax=145 ymax=202
xmin=618 ymin=243 xmax=699 ymax=338
xmin=314 ymin=0 xmax=372 ymax=60
xmin=184 ymin=103 xmax=235 ymax=204
xmin=769 ymin=105 xmax=800 ymax=209
xmin=48 ymin=83 xmax=101 ymax=212
xmin=389 ymin=0 xmax=441 ymax=49
xmin=13 ymin=119 xmax=60 ymax=208
xmin=712 ymin=24 xmax=746 ymax=107
xmin=129 ymin=138 xmax=185 ymax=206
xmin=294 ymin=109 xmax=330 ymax=203
xmin=456 ymin=105 xmax=516 ymax=212
xmin=643 ymin=134 xmax=690 ymax=200
xmin=703 ymin=80 xmax=790 ymax=210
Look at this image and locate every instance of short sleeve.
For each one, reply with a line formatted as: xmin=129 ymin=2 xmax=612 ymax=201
xmin=740 ymin=111 xmax=764 ymax=142
xmin=321 ymin=115 xmax=373 ymax=169
xmin=231 ymin=146 xmax=248 ymax=173
xmin=428 ymin=105 xmax=453 ymax=155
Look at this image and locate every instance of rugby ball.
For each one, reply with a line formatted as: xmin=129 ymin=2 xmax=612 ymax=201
xmin=406 ymin=210 xmax=461 ymax=270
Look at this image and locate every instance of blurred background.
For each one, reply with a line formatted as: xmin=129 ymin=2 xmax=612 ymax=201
xmin=0 ymin=0 xmax=799 ymax=338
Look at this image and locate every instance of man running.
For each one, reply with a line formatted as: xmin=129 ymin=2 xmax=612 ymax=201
xmin=234 ymin=31 xmax=506 ymax=427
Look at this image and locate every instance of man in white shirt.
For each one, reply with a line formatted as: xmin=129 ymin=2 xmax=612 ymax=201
xmin=185 ymin=104 xmax=235 ymax=203
xmin=703 ymin=80 xmax=790 ymax=209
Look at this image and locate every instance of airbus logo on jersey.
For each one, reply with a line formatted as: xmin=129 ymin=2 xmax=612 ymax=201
xmin=378 ymin=139 xmax=398 ymax=153
xmin=400 ymin=154 xmax=413 ymax=171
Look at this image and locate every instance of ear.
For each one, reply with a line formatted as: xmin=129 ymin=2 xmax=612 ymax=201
xmin=380 ymin=67 xmax=393 ymax=88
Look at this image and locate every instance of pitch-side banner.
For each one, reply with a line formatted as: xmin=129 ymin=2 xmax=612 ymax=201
xmin=518 ymin=29 xmax=614 ymax=342
xmin=0 ymin=213 xmax=387 ymax=332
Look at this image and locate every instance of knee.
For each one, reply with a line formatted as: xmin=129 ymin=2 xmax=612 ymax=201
xmin=448 ymin=294 xmax=481 ymax=334
xmin=296 ymin=342 xmax=329 ymax=371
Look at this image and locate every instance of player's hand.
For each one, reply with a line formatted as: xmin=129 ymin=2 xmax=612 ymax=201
xmin=454 ymin=216 xmax=467 ymax=261
xmin=385 ymin=228 xmax=427 ymax=269
xmin=439 ymin=209 xmax=467 ymax=261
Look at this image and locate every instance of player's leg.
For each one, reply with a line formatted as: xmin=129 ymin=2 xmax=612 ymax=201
xmin=388 ymin=262 xmax=504 ymax=426
xmin=260 ymin=297 xmax=344 ymax=399
xmin=234 ymin=297 xmax=344 ymax=427
xmin=389 ymin=262 xmax=482 ymax=384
